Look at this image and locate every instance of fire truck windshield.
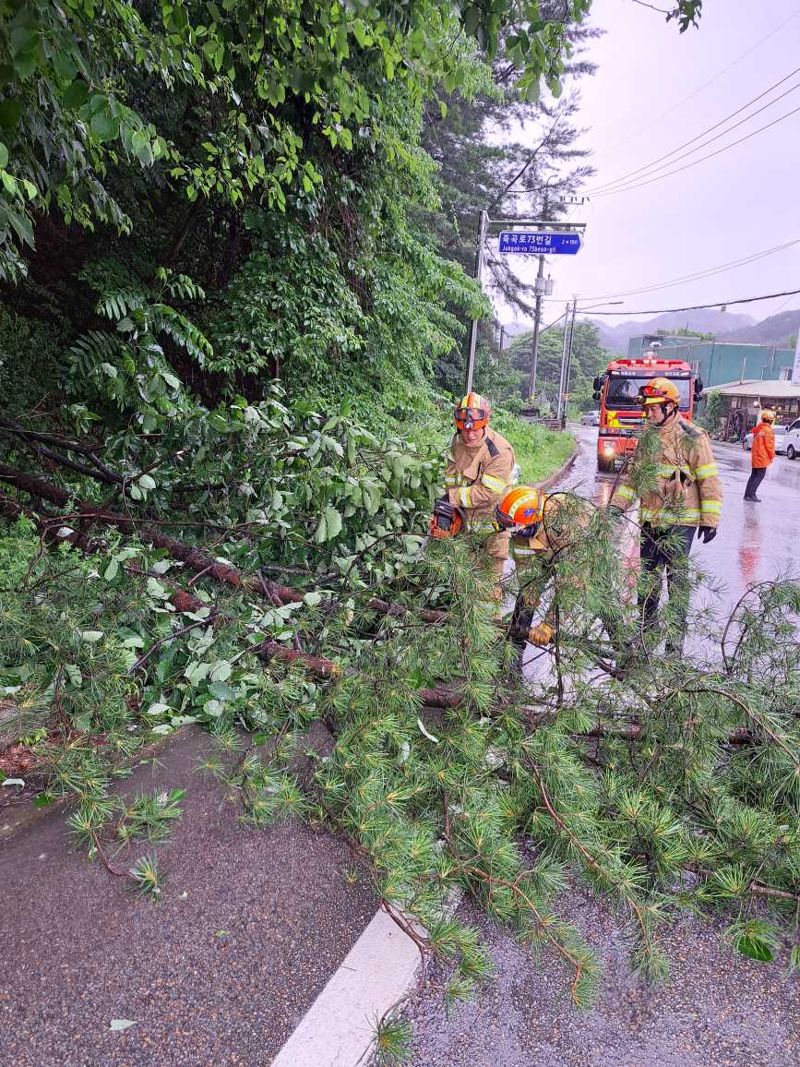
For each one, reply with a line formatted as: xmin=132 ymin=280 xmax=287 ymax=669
xmin=605 ymin=375 xmax=692 ymax=411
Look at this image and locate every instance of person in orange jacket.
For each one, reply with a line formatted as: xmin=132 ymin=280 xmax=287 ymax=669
xmin=744 ymin=409 xmax=777 ymax=502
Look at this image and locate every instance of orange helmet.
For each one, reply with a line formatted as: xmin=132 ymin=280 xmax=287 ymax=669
xmin=495 ymin=486 xmax=545 ymax=531
xmin=454 ymin=392 xmax=491 ymax=432
xmin=760 ymin=409 xmax=776 ymax=423
xmin=637 ymin=377 xmax=680 ymax=407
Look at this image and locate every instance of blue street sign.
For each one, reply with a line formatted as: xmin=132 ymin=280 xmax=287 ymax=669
xmin=498 ymin=231 xmax=582 ymax=255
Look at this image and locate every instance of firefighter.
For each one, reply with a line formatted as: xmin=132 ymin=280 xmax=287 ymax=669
xmin=432 ymin=393 xmax=515 ymax=600
xmin=495 ymin=485 xmax=563 ymax=645
xmin=744 ymin=408 xmax=776 ymax=502
xmin=609 ymin=377 xmax=723 ymax=649
xmin=495 ymin=485 xmax=621 ymax=650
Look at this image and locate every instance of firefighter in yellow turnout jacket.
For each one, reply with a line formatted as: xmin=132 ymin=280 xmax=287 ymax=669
xmin=609 ymin=377 xmax=723 ymax=648
xmin=433 ymin=393 xmax=516 ymax=599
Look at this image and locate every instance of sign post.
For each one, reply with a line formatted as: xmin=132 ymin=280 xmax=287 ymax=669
xmin=463 ymin=214 xmax=586 ymax=395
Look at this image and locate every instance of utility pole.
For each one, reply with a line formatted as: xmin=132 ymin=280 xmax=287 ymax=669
xmin=527 ymin=252 xmax=546 ymax=406
xmin=560 ymin=296 xmax=579 ymax=423
xmin=526 ymin=188 xmax=549 ymax=407
xmin=464 ymin=209 xmax=488 ymax=394
xmin=556 ymin=302 xmax=571 ymax=423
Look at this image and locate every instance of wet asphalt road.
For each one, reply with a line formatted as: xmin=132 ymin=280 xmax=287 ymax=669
xmin=562 ymin=424 xmax=800 ymax=613
xmin=1 ymin=727 xmax=377 ymax=1067
xmin=403 ymin=892 xmax=800 ymax=1067
xmin=403 ymin=425 xmax=800 ymax=1067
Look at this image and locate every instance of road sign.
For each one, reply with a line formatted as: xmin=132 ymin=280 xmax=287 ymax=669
xmin=498 ymin=231 xmax=582 ymax=255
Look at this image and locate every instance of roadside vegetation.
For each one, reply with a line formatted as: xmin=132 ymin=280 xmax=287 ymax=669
xmin=7 ymin=0 xmax=796 ymax=1044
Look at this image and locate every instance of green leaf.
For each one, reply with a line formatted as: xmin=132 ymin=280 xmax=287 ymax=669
xmin=208 ymin=680 xmax=238 ymax=701
xmin=80 ymin=630 xmax=104 ymax=643
xmin=62 ymin=78 xmax=89 ymax=109
xmin=736 ymin=935 xmax=774 ymax=963
xmin=146 ymin=577 xmax=169 ymax=599
xmin=52 ymin=52 xmax=78 ymax=81
xmin=130 ymin=129 xmax=154 ymax=166
xmin=208 ymin=660 xmax=232 ymax=682
xmin=0 ymin=99 xmax=22 ymax=128
xmin=10 ymin=28 xmax=38 ymax=58
xmin=0 ymin=142 xmax=8 ymax=169
xmin=146 ymin=702 xmax=173 ymax=716
xmin=323 ymin=506 xmax=342 ymax=540
xmin=90 ymin=109 xmax=119 ymax=142
xmin=12 ymin=53 xmax=36 ymax=80
xmin=103 ymin=559 xmax=119 ymax=581
xmin=137 ymin=474 xmax=157 ymax=490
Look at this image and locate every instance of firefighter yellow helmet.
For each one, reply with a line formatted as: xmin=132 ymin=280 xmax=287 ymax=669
xmin=495 ymin=486 xmax=545 ymax=530
xmin=637 ymin=377 xmax=681 ymax=407
xmin=760 ymin=408 xmax=776 ymax=424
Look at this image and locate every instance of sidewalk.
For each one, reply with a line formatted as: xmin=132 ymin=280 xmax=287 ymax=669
xmin=1 ymin=727 xmax=377 ymax=1067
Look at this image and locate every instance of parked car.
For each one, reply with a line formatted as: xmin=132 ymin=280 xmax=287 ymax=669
xmin=580 ymin=410 xmax=600 ymax=426
xmin=742 ymin=424 xmax=788 ymax=454
xmin=783 ymin=419 xmax=800 ymax=460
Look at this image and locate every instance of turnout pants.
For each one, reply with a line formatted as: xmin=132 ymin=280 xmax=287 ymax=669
xmin=638 ymin=523 xmax=695 ymax=647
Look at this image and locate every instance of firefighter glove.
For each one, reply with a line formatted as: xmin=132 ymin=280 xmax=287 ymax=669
xmin=433 ymin=496 xmax=455 ymax=521
xmin=528 ymin=621 xmax=554 ymax=647
xmin=696 ymin=525 xmax=717 ymax=544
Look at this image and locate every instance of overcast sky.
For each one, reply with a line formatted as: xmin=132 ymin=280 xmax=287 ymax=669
xmin=498 ymin=0 xmax=800 ymax=325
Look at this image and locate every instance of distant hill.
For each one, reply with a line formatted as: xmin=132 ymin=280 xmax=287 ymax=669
xmin=717 ymin=309 xmax=800 ymax=347
xmin=586 ymin=309 xmax=756 ymax=354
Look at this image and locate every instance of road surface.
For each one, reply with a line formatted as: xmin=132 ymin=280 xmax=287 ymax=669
xmin=402 ymin=425 xmax=800 ymax=1067
xmin=562 ymin=423 xmax=799 ymax=613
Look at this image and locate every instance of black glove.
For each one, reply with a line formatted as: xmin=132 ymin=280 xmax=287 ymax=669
xmin=696 ymin=525 xmax=717 ymax=544
xmin=433 ymin=496 xmax=455 ymax=521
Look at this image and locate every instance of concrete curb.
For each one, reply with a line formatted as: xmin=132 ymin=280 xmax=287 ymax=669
xmin=538 ymin=436 xmax=579 ymax=492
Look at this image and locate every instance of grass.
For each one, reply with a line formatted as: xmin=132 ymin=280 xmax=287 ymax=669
xmin=493 ymin=409 xmax=576 ymax=485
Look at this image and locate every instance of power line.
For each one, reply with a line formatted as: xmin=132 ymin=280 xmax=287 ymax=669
xmin=592 ymin=102 xmax=800 ymax=197
xmin=575 ymin=236 xmax=800 ymax=302
xmin=600 ymin=9 xmax=800 ymax=155
xmin=579 ymin=287 xmax=800 ymax=316
xmin=589 ymin=66 xmax=800 ymax=193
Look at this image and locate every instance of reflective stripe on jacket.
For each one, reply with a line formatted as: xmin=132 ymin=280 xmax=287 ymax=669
xmin=445 ymin=427 xmax=516 ymax=536
xmin=751 ymin=423 xmax=775 ymax=469
xmin=610 ymin=416 xmax=723 ymax=529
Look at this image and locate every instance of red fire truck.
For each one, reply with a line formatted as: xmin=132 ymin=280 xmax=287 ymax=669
xmin=592 ymin=347 xmax=702 ymax=472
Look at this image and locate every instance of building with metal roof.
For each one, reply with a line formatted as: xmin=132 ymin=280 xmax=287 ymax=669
xmin=627 ymin=336 xmax=795 ymax=390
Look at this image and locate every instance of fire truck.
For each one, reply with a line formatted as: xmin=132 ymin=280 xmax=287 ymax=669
xmin=592 ymin=345 xmax=702 ymax=472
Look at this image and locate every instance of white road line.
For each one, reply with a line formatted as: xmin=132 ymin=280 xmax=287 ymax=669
xmin=270 ymin=907 xmax=422 ymax=1067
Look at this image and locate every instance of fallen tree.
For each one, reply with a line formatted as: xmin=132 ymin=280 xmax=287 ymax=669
xmin=2 ymin=463 xmax=799 ymax=1005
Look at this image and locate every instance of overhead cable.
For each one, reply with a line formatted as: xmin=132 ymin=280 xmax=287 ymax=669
xmin=590 ymin=66 xmax=800 ymax=193
xmin=575 ymin=236 xmax=800 ymax=302
xmin=601 ymin=9 xmax=800 ymax=155
xmin=591 ymin=103 xmax=800 ymax=197
xmin=579 ymin=287 xmax=800 ymax=316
